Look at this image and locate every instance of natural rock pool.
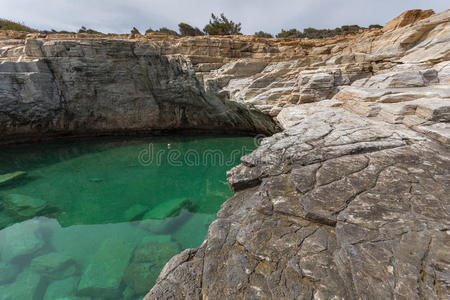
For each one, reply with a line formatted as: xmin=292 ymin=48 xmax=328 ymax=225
xmin=0 ymin=135 xmax=257 ymax=299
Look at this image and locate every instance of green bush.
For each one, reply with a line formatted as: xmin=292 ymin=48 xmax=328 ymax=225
xmin=254 ymin=31 xmax=273 ymax=38
xmin=0 ymin=19 xmax=36 ymax=32
xmin=203 ymin=13 xmax=241 ymax=35
xmin=369 ymin=24 xmax=383 ymax=29
xmin=158 ymin=27 xmax=179 ymax=36
xmin=276 ymin=29 xmax=304 ymax=38
xmin=178 ymin=23 xmax=204 ymax=36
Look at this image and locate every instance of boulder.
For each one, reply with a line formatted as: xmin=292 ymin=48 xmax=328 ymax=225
xmin=77 ymin=238 xmax=134 ymax=298
xmin=0 ymin=269 xmax=44 ymax=300
xmin=0 ymin=262 xmax=20 ymax=284
xmin=0 ymin=220 xmax=46 ymax=262
xmin=30 ymin=252 xmax=78 ymax=279
xmin=2 ymin=193 xmax=56 ymax=218
xmin=43 ymin=276 xmax=80 ymax=300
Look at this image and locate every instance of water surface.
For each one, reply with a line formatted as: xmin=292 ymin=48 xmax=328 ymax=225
xmin=0 ymin=135 xmax=256 ymax=299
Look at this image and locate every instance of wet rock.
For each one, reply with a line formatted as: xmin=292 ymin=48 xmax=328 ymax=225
xmin=2 ymin=193 xmax=57 ymax=218
xmin=0 ymin=171 xmax=26 ymax=186
xmin=0 ymin=269 xmax=45 ymax=300
xmin=30 ymin=252 xmax=78 ymax=279
xmin=139 ymin=209 xmax=192 ymax=234
xmin=123 ymin=239 xmax=181 ymax=297
xmin=43 ymin=276 xmax=79 ymax=300
xmin=123 ymin=204 xmax=148 ymax=221
xmin=77 ymin=238 xmax=134 ymax=298
xmin=144 ymin=198 xmax=196 ymax=220
xmin=0 ymin=220 xmax=46 ymax=262
xmin=0 ymin=262 xmax=20 ymax=284
xmin=172 ymin=213 xmax=216 ymax=249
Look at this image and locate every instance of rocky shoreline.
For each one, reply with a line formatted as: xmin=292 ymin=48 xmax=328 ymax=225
xmin=1 ymin=8 xmax=449 ymax=300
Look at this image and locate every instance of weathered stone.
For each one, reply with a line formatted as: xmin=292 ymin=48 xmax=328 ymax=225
xmin=2 ymin=193 xmax=56 ymax=218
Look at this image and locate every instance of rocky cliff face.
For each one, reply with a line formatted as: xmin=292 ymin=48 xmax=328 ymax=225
xmin=144 ymin=9 xmax=450 ymax=300
xmin=1 ymin=8 xmax=449 ymax=300
xmin=0 ymin=38 xmax=279 ymax=144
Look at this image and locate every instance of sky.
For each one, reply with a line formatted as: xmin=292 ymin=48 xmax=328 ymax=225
xmin=2 ymin=0 xmax=449 ymax=35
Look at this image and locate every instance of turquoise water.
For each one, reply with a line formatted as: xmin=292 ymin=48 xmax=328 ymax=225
xmin=0 ymin=135 xmax=256 ymax=300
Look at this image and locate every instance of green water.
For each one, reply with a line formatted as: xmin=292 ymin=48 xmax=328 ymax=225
xmin=0 ymin=135 xmax=256 ymax=300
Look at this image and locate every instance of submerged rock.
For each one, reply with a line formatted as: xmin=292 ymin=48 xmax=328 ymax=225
xmin=123 ymin=204 xmax=149 ymax=221
xmin=123 ymin=239 xmax=180 ymax=297
xmin=0 ymin=171 xmax=26 ymax=186
xmin=43 ymin=276 xmax=80 ymax=300
xmin=0 ymin=220 xmax=46 ymax=262
xmin=30 ymin=252 xmax=78 ymax=279
xmin=77 ymin=238 xmax=134 ymax=298
xmin=0 ymin=262 xmax=20 ymax=284
xmin=2 ymin=193 xmax=57 ymax=218
xmin=0 ymin=269 xmax=45 ymax=300
xmin=139 ymin=209 xmax=193 ymax=234
xmin=144 ymin=198 xmax=196 ymax=220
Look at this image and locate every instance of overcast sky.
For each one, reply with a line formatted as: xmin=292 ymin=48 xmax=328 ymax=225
xmin=2 ymin=0 xmax=448 ymax=35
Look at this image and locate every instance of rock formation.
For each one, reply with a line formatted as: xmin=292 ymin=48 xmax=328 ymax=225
xmin=0 ymin=8 xmax=449 ymax=300
xmin=145 ymin=9 xmax=450 ymax=300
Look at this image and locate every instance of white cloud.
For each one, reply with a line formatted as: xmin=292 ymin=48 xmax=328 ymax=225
xmin=2 ymin=0 xmax=448 ymax=34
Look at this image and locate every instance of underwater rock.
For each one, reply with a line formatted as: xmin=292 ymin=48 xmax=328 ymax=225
xmin=0 ymin=220 xmax=46 ymax=262
xmin=139 ymin=209 xmax=192 ymax=234
xmin=144 ymin=198 xmax=196 ymax=220
xmin=0 ymin=269 xmax=44 ymax=300
xmin=172 ymin=213 xmax=216 ymax=249
xmin=0 ymin=262 xmax=20 ymax=284
xmin=30 ymin=252 xmax=78 ymax=279
xmin=43 ymin=276 xmax=80 ymax=300
xmin=77 ymin=238 xmax=134 ymax=298
xmin=123 ymin=239 xmax=181 ymax=297
xmin=132 ymin=240 xmax=180 ymax=264
xmin=123 ymin=262 xmax=158 ymax=297
xmin=2 ymin=193 xmax=57 ymax=218
xmin=0 ymin=171 xmax=26 ymax=186
xmin=124 ymin=204 xmax=149 ymax=221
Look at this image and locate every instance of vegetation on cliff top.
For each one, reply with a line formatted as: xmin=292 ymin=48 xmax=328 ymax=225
xmin=0 ymin=18 xmax=36 ymax=32
xmin=1 ymin=13 xmax=381 ymax=39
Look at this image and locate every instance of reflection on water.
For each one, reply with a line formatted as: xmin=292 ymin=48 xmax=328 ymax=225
xmin=0 ymin=135 xmax=255 ymax=299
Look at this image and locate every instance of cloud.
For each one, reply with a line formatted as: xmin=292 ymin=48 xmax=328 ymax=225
xmin=2 ymin=0 xmax=448 ymax=34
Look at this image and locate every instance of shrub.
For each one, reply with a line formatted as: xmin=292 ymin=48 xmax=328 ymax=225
xmin=158 ymin=27 xmax=179 ymax=36
xmin=276 ymin=29 xmax=304 ymax=38
xmin=369 ymin=24 xmax=383 ymax=29
xmin=131 ymin=27 xmax=141 ymax=35
xmin=254 ymin=31 xmax=273 ymax=38
xmin=78 ymin=26 xmax=102 ymax=34
xmin=203 ymin=13 xmax=241 ymax=35
xmin=0 ymin=19 xmax=36 ymax=32
xmin=178 ymin=23 xmax=204 ymax=36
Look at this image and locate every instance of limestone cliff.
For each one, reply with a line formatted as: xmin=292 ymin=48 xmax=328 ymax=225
xmin=144 ymin=9 xmax=450 ymax=300
xmin=1 ymin=8 xmax=449 ymax=300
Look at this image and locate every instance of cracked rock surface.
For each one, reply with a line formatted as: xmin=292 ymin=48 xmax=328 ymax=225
xmin=147 ymin=99 xmax=449 ymax=300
